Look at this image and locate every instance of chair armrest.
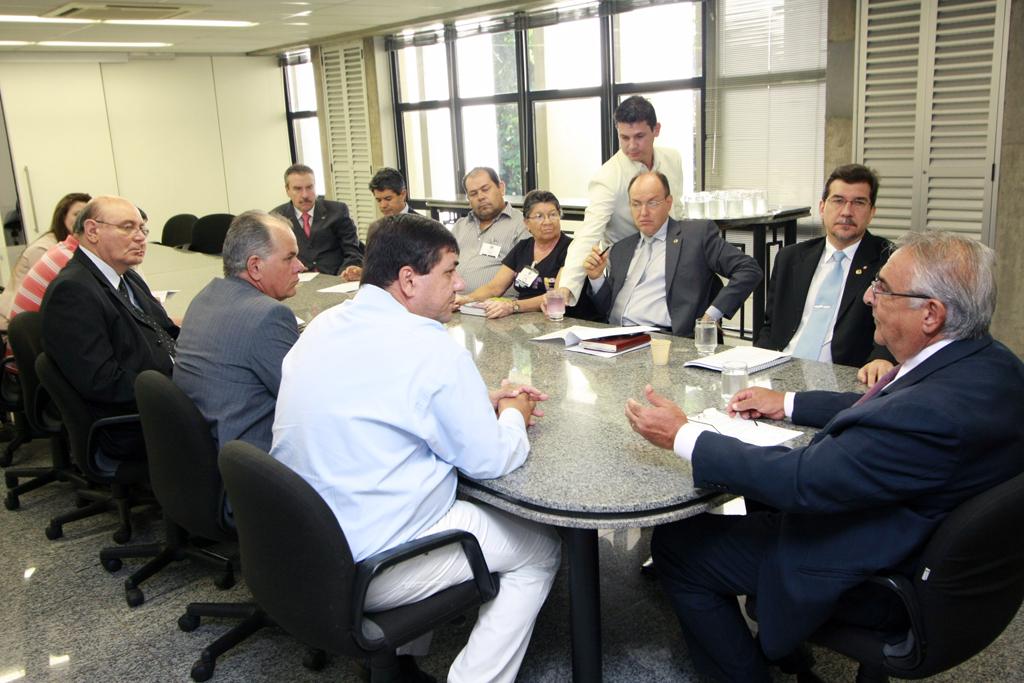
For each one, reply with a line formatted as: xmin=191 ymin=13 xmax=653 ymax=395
xmin=86 ymin=413 xmax=141 ymax=459
xmin=867 ymin=574 xmax=925 ymax=666
xmin=350 ymin=529 xmax=498 ymax=633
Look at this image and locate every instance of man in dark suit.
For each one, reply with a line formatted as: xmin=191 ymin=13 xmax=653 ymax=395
xmin=173 ymin=210 xmax=302 ymax=454
xmin=756 ymin=164 xmax=894 ymax=384
xmin=272 ymin=163 xmax=363 ymax=280
xmin=369 ymin=167 xmax=417 ymax=217
xmin=40 ymin=195 xmax=179 ymax=461
xmin=583 ymin=171 xmax=762 ymax=337
xmin=625 ymin=231 xmax=1024 ymax=682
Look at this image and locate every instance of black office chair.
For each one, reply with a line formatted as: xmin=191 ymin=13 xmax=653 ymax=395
xmin=35 ymin=353 xmax=153 ymax=543
xmin=99 ymin=371 xmax=236 ymax=607
xmin=748 ymin=471 xmax=1024 ymax=682
xmin=159 ymin=213 xmax=198 ymax=248
xmin=188 ymin=213 xmax=234 ymax=255
xmin=3 ymin=312 xmax=85 ymax=510
xmin=178 ymin=440 xmax=499 ymax=682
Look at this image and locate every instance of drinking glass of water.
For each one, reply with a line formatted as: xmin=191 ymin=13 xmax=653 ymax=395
xmin=694 ymin=319 xmax=717 ymax=355
xmin=721 ymin=360 xmax=749 ymax=407
xmin=543 ymin=290 xmax=566 ymax=321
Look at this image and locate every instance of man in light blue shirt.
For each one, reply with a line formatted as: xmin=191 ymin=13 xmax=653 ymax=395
xmin=271 ymin=213 xmax=560 ymax=683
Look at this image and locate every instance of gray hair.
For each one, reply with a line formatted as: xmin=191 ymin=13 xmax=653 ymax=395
xmin=897 ymin=230 xmax=996 ymax=340
xmin=222 ymin=210 xmax=285 ymax=277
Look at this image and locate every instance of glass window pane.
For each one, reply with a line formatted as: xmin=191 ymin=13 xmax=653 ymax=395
xmin=533 ymin=98 xmax=601 ymax=200
xmin=402 ymin=109 xmax=456 ymax=198
xmin=285 ymin=57 xmax=318 ymax=112
xmin=292 ymin=117 xmax=325 ymax=195
xmin=528 ymin=18 xmax=600 ymax=90
xmin=614 ymin=3 xmax=702 ymax=83
xmin=456 ymin=31 xmax=517 ymax=98
xmin=461 ymin=103 xmax=522 ymax=196
xmin=625 ymin=90 xmax=701 ymax=198
xmin=397 ymin=43 xmax=450 ymax=103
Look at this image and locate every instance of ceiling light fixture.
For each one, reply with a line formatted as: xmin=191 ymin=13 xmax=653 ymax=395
xmin=0 ymin=41 xmax=32 ymax=46
xmin=104 ymin=19 xmax=257 ymax=28
xmin=0 ymin=14 xmax=95 ymax=24
xmin=39 ymin=41 xmax=173 ymax=48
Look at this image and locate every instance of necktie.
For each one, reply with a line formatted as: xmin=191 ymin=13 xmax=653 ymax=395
xmin=301 ymin=211 xmax=311 ymax=238
xmin=854 ymin=364 xmax=900 ymax=405
xmin=118 ymin=277 xmax=177 ymax=359
xmin=611 ymin=236 xmax=655 ymax=325
xmin=792 ymin=251 xmax=846 ymax=360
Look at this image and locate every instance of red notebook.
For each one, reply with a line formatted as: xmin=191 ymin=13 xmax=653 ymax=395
xmin=580 ymin=333 xmax=652 ymax=353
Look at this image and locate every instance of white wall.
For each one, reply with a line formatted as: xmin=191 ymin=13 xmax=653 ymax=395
xmin=0 ymin=55 xmax=290 ymax=243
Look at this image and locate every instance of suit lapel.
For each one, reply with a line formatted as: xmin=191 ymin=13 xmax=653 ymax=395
xmin=794 ymin=240 xmax=823 ymax=297
xmin=837 ymin=235 xmax=880 ymax=320
xmin=663 ymin=219 xmax=684 ymax=301
xmin=75 ymin=252 xmax=162 ymax=332
xmin=610 ymin=232 xmax=641 ymax=303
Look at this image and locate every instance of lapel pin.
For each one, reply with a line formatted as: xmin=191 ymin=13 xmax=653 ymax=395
xmin=672 ymin=238 xmax=679 ymax=244
xmin=855 ymin=268 xmax=863 ymax=275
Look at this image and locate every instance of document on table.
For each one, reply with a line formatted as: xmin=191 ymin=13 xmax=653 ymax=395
xmin=531 ymin=324 xmax=658 ymax=346
xmin=297 ymin=272 xmax=318 ymax=283
xmin=150 ymin=290 xmax=178 ymax=304
xmin=566 ymin=340 xmax=651 ymax=359
xmin=317 ymin=281 xmax=360 ymax=294
xmin=690 ymin=408 xmax=802 ymax=447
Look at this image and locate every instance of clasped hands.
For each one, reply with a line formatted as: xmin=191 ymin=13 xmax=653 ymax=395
xmin=454 ymin=294 xmax=515 ymax=319
xmin=490 ymin=378 xmax=548 ymax=426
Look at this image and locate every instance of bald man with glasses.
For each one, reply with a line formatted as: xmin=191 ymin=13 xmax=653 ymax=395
xmin=41 ymin=195 xmax=178 ymax=462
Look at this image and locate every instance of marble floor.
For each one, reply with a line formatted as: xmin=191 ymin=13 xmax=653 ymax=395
xmin=2 ymin=437 xmax=1022 ymax=682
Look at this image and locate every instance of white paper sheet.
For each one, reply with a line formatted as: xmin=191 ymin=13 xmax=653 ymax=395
xmin=689 ymin=408 xmax=802 ymax=447
xmin=317 ymin=281 xmax=360 ymax=294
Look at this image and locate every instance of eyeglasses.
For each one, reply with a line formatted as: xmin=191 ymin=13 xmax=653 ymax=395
xmin=870 ymin=277 xmax=931 ymax=300
xmin=527 ymin=212 xmax=561 ymax=223
xmin=92 ymin=219 xmax=150 ymax=237
xmin=826 ymin=196 xmax=872 ymax=210
xmin=629 ymin=198 xmax=668 ymax=211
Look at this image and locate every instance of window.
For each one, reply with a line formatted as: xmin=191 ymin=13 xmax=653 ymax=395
xmin=705 ymin=0 xmax=828 ymax=214
xmin=388 ymin=1 xmax=706 ymax=204
xmin=281 ymin=49 xmax=325 ymax=195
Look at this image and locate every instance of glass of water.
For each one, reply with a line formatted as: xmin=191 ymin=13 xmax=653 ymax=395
xmin=721 ymin=360 xmax=749 ymax=407
xmin=694 ymin=319 xmax=717 ymax=355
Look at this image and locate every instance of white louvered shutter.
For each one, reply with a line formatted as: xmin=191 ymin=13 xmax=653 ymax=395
xmin=320 ymin=43 xmax=376 ymax=241
xmin=856 ymin=0 xmax=1007 ymax=243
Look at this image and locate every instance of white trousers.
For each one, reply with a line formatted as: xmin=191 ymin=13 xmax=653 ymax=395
xmin=365 ymin=500 xmax=561 ymax=683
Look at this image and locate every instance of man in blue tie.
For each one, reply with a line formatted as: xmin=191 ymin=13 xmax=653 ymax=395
xmin=624 ymin=230 xmax=1024 ymax=682
xmin=582 ymin=171 xmax=761 ymax=337
xmin=755 ymin=164 xmax=895 ymax=384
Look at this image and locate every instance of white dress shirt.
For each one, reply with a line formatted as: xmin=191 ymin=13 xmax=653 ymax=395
xmin=271 ymin=284 xmax=529 ymax=561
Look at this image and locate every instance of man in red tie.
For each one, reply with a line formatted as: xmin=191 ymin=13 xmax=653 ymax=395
xmin=272 ymin=163 xmax=363 ymax=280
xmin=624 ymin=230 xmax=1024 ymax=682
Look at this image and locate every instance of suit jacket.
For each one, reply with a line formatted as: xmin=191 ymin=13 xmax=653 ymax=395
xmin=588 ymin=219 xmax=763 ymax=337
xmin=692 ymin=335 xmax=1024 ymax=658
xmin=40 ymin=248 xmax=178 ymax=417
xmin=756 ymin=232 xmax=894 ymax=366
xmin=272 ymin=197 xmax=363 ymax=276
xmin=173 ymin=276 xmax=299 ymax=453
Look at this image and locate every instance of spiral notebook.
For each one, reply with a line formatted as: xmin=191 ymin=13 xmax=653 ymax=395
xmin=684 ymin=346 xmax=791 ymax=373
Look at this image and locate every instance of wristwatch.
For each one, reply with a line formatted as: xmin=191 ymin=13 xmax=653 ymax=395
xmin=512 ymin=301 xmax=520 ymax=314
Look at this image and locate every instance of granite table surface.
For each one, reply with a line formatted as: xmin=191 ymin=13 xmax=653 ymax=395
xmin=445 ymin=311 xmax=866 ymax=529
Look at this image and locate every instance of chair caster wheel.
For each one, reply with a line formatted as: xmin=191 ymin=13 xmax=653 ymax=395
xmin=4 ymin=492 xmax=18 ymax=510
xmin=125 ymin=587 xmax=145 ymax=608
xmin=214 ymin=572 xmax=235 ymax=590
xmin=303 ymin=648 xmax=328 ymax=670
xmin=179 ymin=613 xmax=200 ymax=632
xmin=112 ymin=527 xmax=131 ymax=544
xmin=101 ymin=557 xmax=123 ymax=573
xmin=190 ymin=659 xmax=214 ymax=682
xmin=45 ymin=523 xmax=62 ymax=540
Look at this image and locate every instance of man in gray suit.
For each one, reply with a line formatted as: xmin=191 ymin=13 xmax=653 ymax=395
xmin=173 ymin=210 xmax=303 ymax=453
xmin=583 ymin=172 xmax=762 ymax=337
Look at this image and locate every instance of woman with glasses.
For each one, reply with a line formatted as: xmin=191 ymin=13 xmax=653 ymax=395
xmin=456 ymin=189 xmax=576 ymax=319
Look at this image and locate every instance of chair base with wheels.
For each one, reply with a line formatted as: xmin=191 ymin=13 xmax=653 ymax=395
xmin=100 ymin=520 xmax=236 ymax=607
xmin=5 ymin=433 xmax=86 ymax=510
xmin=44 ymin=467 xmax=153 ymax=543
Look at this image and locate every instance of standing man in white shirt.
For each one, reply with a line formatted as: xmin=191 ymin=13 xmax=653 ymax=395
xmin=559 ymin=95 xmax=686 ymax=305
xmin=271 ymin=213 xmax=560 ymax=683
xmin=450 ymin=167 xmax=528 ymax=293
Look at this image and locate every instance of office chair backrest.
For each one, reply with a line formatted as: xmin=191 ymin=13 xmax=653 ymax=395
xmin=8 ymin=313 xmax=60 ymax=435
xmin=135 ymin=370 xmax=230 ymax=541
xmin=160 ymin=213 xmax=197 ymax=247
xmin=904 ymin=469 xmax=1024 ymax=676
xmin=189 ymin=213 xmax=234 ymax=254
xmin=35 ymin=353 xmax=104 ymax=478
xmin=219 ymin=440 xmax=358 ymax=654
